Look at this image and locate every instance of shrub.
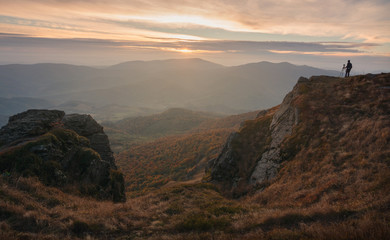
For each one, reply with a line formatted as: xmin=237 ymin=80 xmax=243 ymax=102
xmin=71 ymin=220 xmax=90 ymax=236
xmin=110 ymin=169 xmax=126 ymax=202
xmin=165 ymin=203 xmax=184 ymax=215
xmin=72 ymin=147 xmax=101 ymax=176
xmin=176 ymin=213 xmax=230 ymax=232
xmin=40 ymin=160 xmax=62 ymax=186
xmin=50 ymin=128 xmax=89 ymax=147
xmin=208 ymin=205 xmax=244 ymax=217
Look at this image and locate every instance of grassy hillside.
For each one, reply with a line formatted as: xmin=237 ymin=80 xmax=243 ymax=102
xmin=1 ymin=176 xmax=388 ymax=240
xmin=249 ymin=73 xmax=390 ymax=208
xmin=109 ymin=108 xmax=220 ymax=136
xmin=104 ymin=108 xmax=259 ymax=153
xmin=0 ymin=74 xmax=388 ymax=239
xmin=103 ymin=108 xmax=222 ymax=152
xmin=116 ymin=129 xmax=232 ymax=196
xmin=111 ymin=109 xmax=260 ymax=195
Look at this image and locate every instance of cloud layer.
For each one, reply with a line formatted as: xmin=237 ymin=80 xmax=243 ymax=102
xmin=2 ymin=0 xmax=389 ymax=41
xmin=0 ymin=0 xmax=389 ymax=71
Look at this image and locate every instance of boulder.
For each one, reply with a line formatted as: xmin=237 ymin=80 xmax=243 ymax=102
xmin=62 ymin=114 xmax=116 ymax=169
xmin=0 ymin=109 xmax=65 ymax=147
xmin=0 ymin=109 xmax=125 ymax=202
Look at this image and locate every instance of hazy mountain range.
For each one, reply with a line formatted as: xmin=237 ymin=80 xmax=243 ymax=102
xmin=0 ymin=58 xmax=339 ymax=126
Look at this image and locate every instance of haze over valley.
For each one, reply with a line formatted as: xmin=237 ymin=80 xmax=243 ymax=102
xmin=0 ymin=58 xmax=338 ymax=126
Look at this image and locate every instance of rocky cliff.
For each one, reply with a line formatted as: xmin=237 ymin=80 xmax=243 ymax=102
xmin=209 ymin=73 xmax=390 ymax=198
xmin=0 ymin=109 xmax=125 ymax=202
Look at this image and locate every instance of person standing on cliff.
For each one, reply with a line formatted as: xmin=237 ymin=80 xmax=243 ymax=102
xmin=345 ymin=60 xmax=352 ymax=77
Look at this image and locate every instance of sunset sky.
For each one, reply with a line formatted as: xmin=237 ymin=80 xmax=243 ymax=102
xmin=0 ymin=0 xmax=389 ymax=72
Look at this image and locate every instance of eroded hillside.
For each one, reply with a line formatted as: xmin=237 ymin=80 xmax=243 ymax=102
xmin=0 ymin=74 xmax=389 ymax=240
xmin=210 ymin=73 xmax=390 ymax=207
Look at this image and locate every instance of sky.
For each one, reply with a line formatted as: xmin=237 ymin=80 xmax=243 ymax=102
xmin=0 ymin=0 xmax=389 ymax=72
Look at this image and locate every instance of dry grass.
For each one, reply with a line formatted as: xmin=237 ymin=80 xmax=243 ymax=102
xmin=1 ymin=174 xmax=389 ymax=239
xmin=1 ymin=74 xmax=389 ymax=239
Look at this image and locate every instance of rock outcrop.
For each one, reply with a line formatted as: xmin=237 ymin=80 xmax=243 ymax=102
xmin=209 ymin=108 xmax=277 ymax=197
xmin=0 ymin=109 xmax=65 ymax=146
xmin=0 ymin=109 xmax=125 ymax=202
xmin=208 ymin=75 xmax=326 ymax=197
xmin=62 ymin=114 xmax=117 ymax=169
xmin=250 ymin=84 xmax=299 ymax=184
xmin=209 ymin=73 xmax=390 ymax=198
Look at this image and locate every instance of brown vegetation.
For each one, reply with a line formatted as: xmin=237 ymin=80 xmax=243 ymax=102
xmin=116 ymin=129 xmax=232 ymax=196
xmin=112 ymin=109 xmax=259 ymax=196
xmin=1 ymin=175 xmax=389 ymax=239
xmin=0 ymin=74 xmax=389 ymax=239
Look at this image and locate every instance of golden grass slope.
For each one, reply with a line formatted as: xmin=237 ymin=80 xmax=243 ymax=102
xmin=0 ymin=73 xmax=389 ymax=239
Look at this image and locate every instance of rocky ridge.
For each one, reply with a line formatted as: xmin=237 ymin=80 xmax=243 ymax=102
xmin=0 ymin=109 xmax=125 ymax=202
xmin=209 ymin=73 xmax=390 ymax=198
xmin=250 ymin=79 xmax=300 ymax=184
xmin=208 ymin=84 xmax=302 ymax=197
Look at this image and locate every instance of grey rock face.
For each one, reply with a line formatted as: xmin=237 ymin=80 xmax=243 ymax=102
xmin=209 ymin=77 xmax=303 ymax=196
xmin=0 ymin=109 xmax=125 ymax=202
xmin=209 ymin=133 xmax=240 ymax=183
xmin=250 ymin=89 xmax=298 ymax=184
xmin=62 ymin=114 xmax=102 ymax=136
xmin=0 ymin=109 xmax=65 ymax=147
xmin=62 ymin=114 xmax=116 ymax=169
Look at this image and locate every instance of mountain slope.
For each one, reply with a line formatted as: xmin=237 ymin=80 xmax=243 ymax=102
xmin=108 ymin=58 xmax=224 ymax=71
xmin=103 ymin=108 xmax=223 ymax=153
xmin=0 ymin=59 xmax=338 ymax=114
xmin=209 ymin=73 xmax=390 ymax=204
xmin=109 ymin=108 xmax=220 ymax=137
xmin=112 ymin=109 xmax=260 ymax=195
xmin=55 ymin=61 xmax=338 ymax=112
xmin=0 ymin=74 xmax=389 ymax=240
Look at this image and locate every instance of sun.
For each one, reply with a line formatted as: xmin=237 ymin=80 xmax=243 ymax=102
xmin=177 ymin=48 xmax=193 ymax=53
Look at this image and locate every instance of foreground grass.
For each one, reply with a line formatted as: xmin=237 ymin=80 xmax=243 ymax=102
xmin=1 ymin=175 xmax=389 ymax=240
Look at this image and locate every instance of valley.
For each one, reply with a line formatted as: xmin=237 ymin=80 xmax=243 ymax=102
xmin=0 ymin=59 xmax=339 ymax=127
xmin=0 ymin=64 xmax=389 ymax=239
xmin=106 ymin=109 xmax=259 ymax=196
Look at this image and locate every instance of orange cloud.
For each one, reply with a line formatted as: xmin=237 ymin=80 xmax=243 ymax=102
xmin=2 ymin=0 xmax=388 ymax=43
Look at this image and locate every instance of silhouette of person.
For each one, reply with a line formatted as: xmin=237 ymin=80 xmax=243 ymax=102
xmin=345 ymin=60 xmax=352 ymax=77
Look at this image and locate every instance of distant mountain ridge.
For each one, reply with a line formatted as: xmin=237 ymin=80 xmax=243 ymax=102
xmin=108 ymin=58 xmax=224 ymax=70
xmin=0 ymin=58 xmax=339 ymax=116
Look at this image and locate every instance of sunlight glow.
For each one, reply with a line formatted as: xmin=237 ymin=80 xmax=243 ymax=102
xmin=177 ymin=48 xmax=193 ymax=53
xmin=118 ymin=45 xmax=222 ymax=54
xmin=268 ymin=50 xmax=390 ymax=57
xmin=104 ymin=13 xmax=243 ymax=31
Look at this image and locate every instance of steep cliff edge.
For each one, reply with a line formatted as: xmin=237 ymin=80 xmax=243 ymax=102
xmin=209 ymin=73 xmax=390 ymax=199
xmin=0 ymin=109 xmax=125 ymax=202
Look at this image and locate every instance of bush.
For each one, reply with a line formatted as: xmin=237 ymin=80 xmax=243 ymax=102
xmin=176 ymin=213 xmax=230 ymax=232
xmin=165 ymin=203 xmax=184 ymax=215
xmin=71 ymin=220 xmax=90 ymax=236
xmin=72 ymin=147 xmax=101 ymax=176
xmin=110 ymin=169 xmax=126 ymax=202
xmin=50 ymin=128 xmax=89 ymax=147
xmin=208 ymin=205 xmax=244 ymax=217
xmin=40 ymin=160 xmax=62 ymax=185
